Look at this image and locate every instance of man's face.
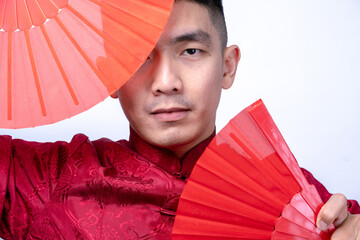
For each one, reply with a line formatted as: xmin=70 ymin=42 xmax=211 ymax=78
xmin=114 ymin=0 xmax=239 ymax=157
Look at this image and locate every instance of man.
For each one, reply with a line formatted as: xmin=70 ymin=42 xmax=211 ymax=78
xmin=0 ymin=0 xmax=359 ymax=239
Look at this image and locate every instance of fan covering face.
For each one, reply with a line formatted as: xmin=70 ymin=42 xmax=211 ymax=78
xmin=0 ymin=0 xmax=174 ymax=128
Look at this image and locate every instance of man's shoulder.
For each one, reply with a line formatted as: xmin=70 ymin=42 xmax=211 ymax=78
xmin=0 ymin=133 xmax=130 ymax=158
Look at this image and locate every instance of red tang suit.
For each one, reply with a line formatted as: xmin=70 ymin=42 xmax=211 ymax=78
xmin=0 ymin=129 xmax=359 ymax=239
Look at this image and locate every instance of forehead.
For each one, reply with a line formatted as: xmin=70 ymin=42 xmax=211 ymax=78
xmin=156 ymin=1 xmax=219 ymax=46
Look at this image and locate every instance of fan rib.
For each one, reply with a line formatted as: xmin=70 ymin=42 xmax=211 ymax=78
xmin=180 ymin=190 xmax=276 ymax=225
xmin=79 ymin=0 xmax=156 ymax=46
xmin=228 ymin=121 xmax=264 ymax=160
xmin=247 ymin=103 xmax=324 ymax=212
xmin=275 ymin=219 xmax=321 ymax=240
xmin=51 ymin=0 xmax=67 ymax=9
xmin=247 ymin=103 xmax=303 ymax=185
xmin=277 ymin=215 xmax=317 ymax=236
xmin=193 ymin=161 xmax=285 ymax=216
xmin=95 ymin=0 xmax=163 ymax=31
xmin=36 ymin=0 xmax=59 ymax=19
xmin=24 ymin=29 xmax=47 ymax=116
xmin=7 ymin=32 xmax=12 ymax=120
xmin=228 ymin=121 xmax=299 ymax=198
xmin=54 ymin=14 xmax=115 ymax=100
xmin=286 ymin=195 xmax=317 ymax=229
xmin=40 ymin=23 xmax=79 ymax=105
xmin=272 ymin=231 xmax=311 ymax=240
xmin=26 ymin=0 xmax=46 ymax=27
xmin=173 ymin=215 xmax=271 ymax=239
xmin=16 ymin=0 xmax=32 ymax=30
xmin=54 ymin=15 xmax=119 ymax=93
xmin=140 ymin=0 xmax=173 ymax=11
xmin=65 ymin=5 xmax=134 ymax=76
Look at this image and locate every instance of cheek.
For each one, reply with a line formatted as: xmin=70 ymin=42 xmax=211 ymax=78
xmin=188 ymin=66 xmax=223 ymax=105
xmin=118 ymin=84 xmax=140 ymax=120
xmin=118 ymin=76 xmax=145 ymax=110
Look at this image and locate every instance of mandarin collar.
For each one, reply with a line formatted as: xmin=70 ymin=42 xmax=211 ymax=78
xmin=129 ymin=127 xmax=215 ymax=179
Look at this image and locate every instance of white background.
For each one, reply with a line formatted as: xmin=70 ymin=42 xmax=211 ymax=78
xmin=1 ymin=0 xmax=359 ymax=201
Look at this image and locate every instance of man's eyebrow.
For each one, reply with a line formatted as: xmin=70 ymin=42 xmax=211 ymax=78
xmin=170 ymin=30 xmax=212 ymax=46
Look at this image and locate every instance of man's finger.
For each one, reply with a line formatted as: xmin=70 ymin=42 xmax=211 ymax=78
xmin=330 ymin=214 xmax=360 ymax=240
xmin=317 ymin=193 xmax=348 ymax=230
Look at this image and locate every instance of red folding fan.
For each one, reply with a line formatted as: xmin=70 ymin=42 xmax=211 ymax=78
xmin=0 ymin=0 xmax=173 ymax=129
xmin=172 ymin=99 xmax=334 ymax=239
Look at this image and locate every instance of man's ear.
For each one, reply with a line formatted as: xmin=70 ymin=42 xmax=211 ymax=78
xmin=222 ymin=45 xmax=241 ymax=89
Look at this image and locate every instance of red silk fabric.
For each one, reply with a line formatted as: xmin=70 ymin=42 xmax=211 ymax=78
xmin=0 ymin=130 xmax=358 ymax=239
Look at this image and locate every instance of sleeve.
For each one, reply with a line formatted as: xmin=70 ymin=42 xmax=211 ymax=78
xmin=0 ymin=136 xmax=72 ymax=239
xmin=302 ymin=168 xmax=360 ymax=214
xmin=0 ymin=135 xmax=14 ymax=239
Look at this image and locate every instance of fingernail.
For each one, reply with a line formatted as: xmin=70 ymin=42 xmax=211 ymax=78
xmin=317 ymin=221 xmax=328 ymax=231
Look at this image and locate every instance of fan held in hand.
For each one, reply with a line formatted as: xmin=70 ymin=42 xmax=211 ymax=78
xmin=172 ymin=99 xmax=334 ymax=239
xmin=0 ymin=0 xmax=173 ymax=128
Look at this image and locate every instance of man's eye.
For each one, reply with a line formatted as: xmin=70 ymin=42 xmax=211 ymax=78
xmin=183 ymin=49 xmax=200 ymax=55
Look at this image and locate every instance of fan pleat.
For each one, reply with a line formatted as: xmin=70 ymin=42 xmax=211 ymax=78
xmin=102 ymin=0 xmax=171 ymax=28
xmin=36 ymin=0 xmax=59 ymax=18
xmin=97 ymin=0 xmax=168 ymax=28
xmin=40 ymin=13 xmax=108 ymax=116
xmin=11 ymin=30 xmax=44 ymax=126
xmin=274 ymin=218 xmax=323 ymax=240
xmin=286 ymin=194 xmax=318 ymax=230
xmin=40 ymin=23 xmax=79 ymax=106
xmin=91 ymin=0 xmax=163 ymax=45
xmin=26 ymin=0 xmax=46 ymax=26
xmin=24 ymin=29 xmax=47 ymax=117
xmin=172 ymin=215 xmax=272 ymax=239
xmin=0 ymin=0 xmax=6 ymax=29
xmin=196 ymin=148 xmax=287 ymax=213
xmin=58 ymin=6 xmax=138 ymax=94
xmin=18 ymin=26 xmax=67 ymax=126
xmin=178 ymin=198 xmax=275 ymax=231
xmin=16 ymin=0 xmax=32 ymax=30
xmin=278 ymin=206 xmax=319 ymax=236
xmin=65 ymin=3 xmax=136 ymax=79
xmin=271 ymin=231 xmax=311 ymax=240
xmin=192 ymin=163 xmax=282 ymax=217
xmin=140 ymin=0 xmax=172 ymax=11
xmin=69 ymin=0 xmax=153 ymax=59
xmin=179 ymin=181 xmax=277 ymax=226
xmin=2 ymin=0 xmax=16 ymax=31
xmin=1 ymin=0 xmax=65 ymax=31
xmin=209 ymin=132 xmax=299 ymax=207
xmin=51 ymin=0 xmax=67 ymax=9
xmin=248 ymin=102 xmax=325 ymax=213
xmin=227 ymin=120 xmax=301 ymax=199
xmin=272 ymin=193 xmax=332 ymax=239
xmin=66 ymin=0 xmax=155 ymax=91
xmin=0 ymin=33 xmax=7 ymax=122
xmin=55 ymin=15 xmax=111 ymax=90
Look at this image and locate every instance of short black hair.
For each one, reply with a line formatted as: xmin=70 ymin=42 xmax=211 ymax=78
xmin=176 ymin=0 xmax=228 ymax=50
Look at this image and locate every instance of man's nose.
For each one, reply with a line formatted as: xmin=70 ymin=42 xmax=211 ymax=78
xmin=151 ymin=55 xmax=182 ymax=95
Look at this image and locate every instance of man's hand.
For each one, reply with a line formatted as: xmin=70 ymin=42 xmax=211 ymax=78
xmin=316 ymin=193 xmax=360 ymax=239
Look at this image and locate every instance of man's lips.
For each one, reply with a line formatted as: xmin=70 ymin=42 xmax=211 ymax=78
xmin=151 ymin=107 xmax=190 ymax=122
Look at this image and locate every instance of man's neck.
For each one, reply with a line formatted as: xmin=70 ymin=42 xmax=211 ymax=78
xmin=128 ymin=127 xmax=216 ymax=178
